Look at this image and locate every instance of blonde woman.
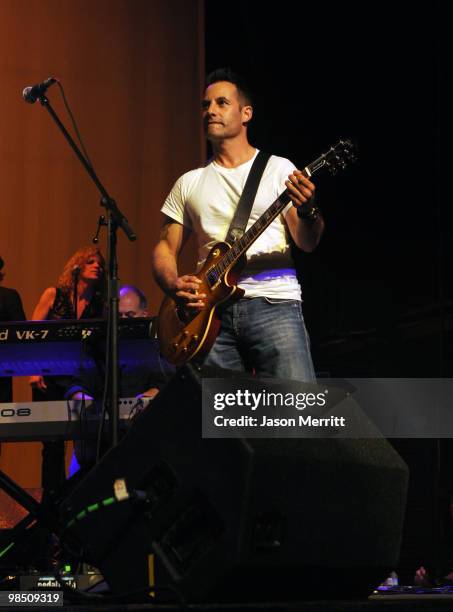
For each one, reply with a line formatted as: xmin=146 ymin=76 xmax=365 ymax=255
xmin=30 ymin=246 xmax=106 ymax=394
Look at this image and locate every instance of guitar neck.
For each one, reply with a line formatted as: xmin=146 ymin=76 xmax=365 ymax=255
xmin=215 ymin=157 xmax=322 ymax=275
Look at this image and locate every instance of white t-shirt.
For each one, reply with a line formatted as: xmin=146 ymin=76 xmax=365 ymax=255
xmin=161 ymin=150 xmax=301 ymax=300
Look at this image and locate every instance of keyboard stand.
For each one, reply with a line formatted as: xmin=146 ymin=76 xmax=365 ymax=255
xmin=0 ymin=468 xmax=60 ymax=564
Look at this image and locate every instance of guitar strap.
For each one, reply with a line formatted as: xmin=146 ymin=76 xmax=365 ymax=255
xmin=224 ymin=150 xmax=270 ymax=245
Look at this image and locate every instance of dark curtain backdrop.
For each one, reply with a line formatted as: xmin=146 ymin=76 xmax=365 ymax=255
xmin=205 ymin=0 xmax=449 ymax=581
xmin=0 ymin=0 xmax=204 ymax=487
xmin=205 ymin=0 xmax=448 ymax=379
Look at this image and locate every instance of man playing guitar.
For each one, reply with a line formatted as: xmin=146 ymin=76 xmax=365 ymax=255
xmin=152 ymin=68 xmax=324 ymax=381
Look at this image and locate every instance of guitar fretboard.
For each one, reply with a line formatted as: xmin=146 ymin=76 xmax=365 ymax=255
xmin=204 ymin=139 xmax=355 ymax=284
xmin=214 ymin=190 xmax=292 ymax=278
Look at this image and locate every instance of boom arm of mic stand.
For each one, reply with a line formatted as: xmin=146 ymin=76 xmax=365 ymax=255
xmin=37 ymin=94 xmax=136 ymax=241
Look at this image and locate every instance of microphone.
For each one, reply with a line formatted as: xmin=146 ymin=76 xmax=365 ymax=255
xmin=71 ymin=265 xmax=81 ymax=277
xmin=22 ymin=77 xmax=57 ymax=104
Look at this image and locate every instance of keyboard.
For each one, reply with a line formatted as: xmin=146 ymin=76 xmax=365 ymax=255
xmin=0 ymin=397 xmax=152 ymax=442
xmin=0 ymin=318 xmax=161 ymax=377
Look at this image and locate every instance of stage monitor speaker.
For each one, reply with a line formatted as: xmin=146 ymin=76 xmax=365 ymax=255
xmin=60 ymin=365 xmax=408 ymax=602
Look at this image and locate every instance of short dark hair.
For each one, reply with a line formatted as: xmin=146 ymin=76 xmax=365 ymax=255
xmin=119 ymin=285 xmax=147 ymax=309
xmin=205 ymin=68 xmax=253 ymax=106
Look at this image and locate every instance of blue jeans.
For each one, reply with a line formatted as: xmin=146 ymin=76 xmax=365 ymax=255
xmin=204 ymin=297 xmax=316 ymax=382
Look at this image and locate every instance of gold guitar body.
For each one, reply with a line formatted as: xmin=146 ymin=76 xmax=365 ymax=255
xmin=157 ymin=242 xmax=245 ymax=366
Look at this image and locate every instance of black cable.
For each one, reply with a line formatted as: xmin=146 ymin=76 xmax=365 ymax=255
xmin=55 ymin=81 xmax=94 ymax=169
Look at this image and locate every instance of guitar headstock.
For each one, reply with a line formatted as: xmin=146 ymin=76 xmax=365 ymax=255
xmin=324 ymin=139 xmax=357 ymax=175
xmin=308 ymin=139 xmax=357 ymax=176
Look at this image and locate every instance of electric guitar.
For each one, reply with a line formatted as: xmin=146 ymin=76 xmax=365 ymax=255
xmin=157 ymin=139 xmax=356 ymax=366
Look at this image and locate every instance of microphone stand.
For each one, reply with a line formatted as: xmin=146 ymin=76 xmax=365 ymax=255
xmin=35 ymin=93 xmax=136 ymax=448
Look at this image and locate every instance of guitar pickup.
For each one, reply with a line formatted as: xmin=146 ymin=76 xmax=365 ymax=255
xmin=206 ymin=268 xmax=220 ymax=288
